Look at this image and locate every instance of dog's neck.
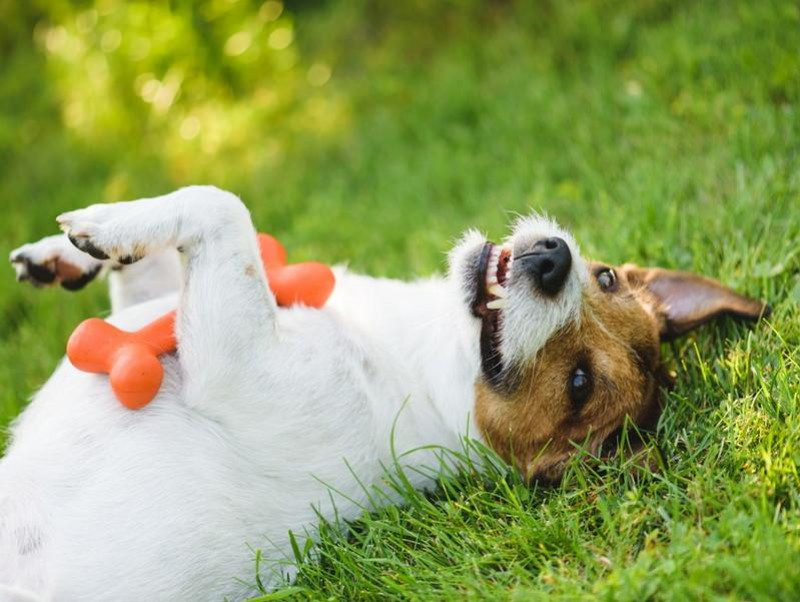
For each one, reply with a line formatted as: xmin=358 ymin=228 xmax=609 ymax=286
xmin=327 ymin=270 xmax=483 ymax=448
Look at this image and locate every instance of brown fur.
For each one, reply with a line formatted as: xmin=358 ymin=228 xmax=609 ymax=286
xmin=475 ymin=261 xmax=699 ymax=481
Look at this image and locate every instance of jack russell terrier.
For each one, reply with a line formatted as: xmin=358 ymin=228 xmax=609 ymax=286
xmin=1 ymin=186 xmax=767 ymax=601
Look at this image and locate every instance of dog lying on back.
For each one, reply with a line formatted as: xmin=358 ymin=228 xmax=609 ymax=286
xmin=1 ymin=187 xmax=767 ymax=601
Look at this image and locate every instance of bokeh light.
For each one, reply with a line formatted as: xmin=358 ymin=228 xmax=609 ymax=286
xmin=23 ymin=0 xmax=344 ymax=188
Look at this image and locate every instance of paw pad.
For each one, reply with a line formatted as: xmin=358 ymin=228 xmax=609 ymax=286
xmin=66 ymin=233 xmax=110 ymax=261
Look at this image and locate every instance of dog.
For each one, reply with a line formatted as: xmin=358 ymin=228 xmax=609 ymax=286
xmin=1 ymin=186 xmax=767 ymax=601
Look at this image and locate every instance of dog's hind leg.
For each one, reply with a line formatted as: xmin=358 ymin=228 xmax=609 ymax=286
xmin=56 ymin=186 xmax=277 ymax=414
xmin=10 ymin=234 xmax=181 ymax=312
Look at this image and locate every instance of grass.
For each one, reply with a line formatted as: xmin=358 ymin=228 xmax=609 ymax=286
xmin=1 ymin=0 xmax=799 ymax=599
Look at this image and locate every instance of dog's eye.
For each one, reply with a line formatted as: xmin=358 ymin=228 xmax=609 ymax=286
xmin=596 ymin=268 xmax=617 ymax=292
xmin=569 ymin=367 xmax=592 ymax=407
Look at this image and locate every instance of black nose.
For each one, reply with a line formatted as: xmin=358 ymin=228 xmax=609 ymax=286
xmin=516 ymin=237 xmax=572 ymax=296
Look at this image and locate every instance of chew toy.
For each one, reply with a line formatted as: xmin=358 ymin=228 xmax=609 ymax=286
xmin=67 ymin=234 xmax=335 ymax=410
xmin=257 ymin=234 xmax=335 ymax=307
xmin=68 ymin=313 xmax=176 ymax=410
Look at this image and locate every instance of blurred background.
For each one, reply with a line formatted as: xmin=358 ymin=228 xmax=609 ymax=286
xmin=0 ymin=1 xmax=798 ymax=433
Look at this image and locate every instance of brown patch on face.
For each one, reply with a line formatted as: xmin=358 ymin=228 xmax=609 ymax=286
xmin=475 ymin=262 xmax=664 ymax=481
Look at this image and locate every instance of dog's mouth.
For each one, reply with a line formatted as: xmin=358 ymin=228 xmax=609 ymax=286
xmin=471 ymin=242 xmax=513 ymax=385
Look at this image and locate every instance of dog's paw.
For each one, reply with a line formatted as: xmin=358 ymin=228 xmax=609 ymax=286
xmin=9 ymin=235 xmax=103 ymax=291
xmin=58 ymin=204 xmax=147 ymax=265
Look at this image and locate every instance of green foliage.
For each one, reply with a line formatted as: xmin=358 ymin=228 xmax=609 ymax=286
xmin=0 ymin=0 xmax=798 ymax=599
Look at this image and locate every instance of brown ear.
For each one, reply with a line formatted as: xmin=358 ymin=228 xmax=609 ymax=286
xmin=621 ymin=265 xmax=770 ymax=341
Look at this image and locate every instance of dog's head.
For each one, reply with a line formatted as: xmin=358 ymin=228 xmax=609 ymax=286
xmin=450 ymin=215 xmax=768 ymax=481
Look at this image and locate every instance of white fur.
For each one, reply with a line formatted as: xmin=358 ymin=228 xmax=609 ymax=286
xmin=499 ymin=214 xmax=587 ymax=367
xmin=0 ymin=187 xmax=584 ymax=601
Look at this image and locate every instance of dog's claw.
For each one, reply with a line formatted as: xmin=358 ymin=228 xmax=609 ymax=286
xmin=13 ymin=264 xmax=28 ymax=281
xmin=56 ymin=212 xmax=74 ymax=228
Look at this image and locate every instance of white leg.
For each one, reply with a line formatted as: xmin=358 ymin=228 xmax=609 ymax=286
xmin=9 ymin=234 xmax=181 ymax=312
xmin=57 ymin=185 xmax=277 ymax=410
xmin=108 ymin=249 xmax=182 ymax=311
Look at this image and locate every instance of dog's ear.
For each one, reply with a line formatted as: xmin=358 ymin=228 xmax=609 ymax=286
xmin=620 ymin=264 xmax=770 ymax=341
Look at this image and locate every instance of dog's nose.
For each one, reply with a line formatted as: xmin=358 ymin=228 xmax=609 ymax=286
xmin=517 ymin=237 xmax=572 ymax=296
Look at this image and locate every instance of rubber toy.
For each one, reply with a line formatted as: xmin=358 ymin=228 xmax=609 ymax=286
xmin=257 ymin=234 xmax=335 ymax=308
xmin=66 ymin=234 xmax=335 ymax=410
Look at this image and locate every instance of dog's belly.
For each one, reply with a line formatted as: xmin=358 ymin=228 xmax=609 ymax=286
xmin=1 ymin=366 xmax=318 ymax=599
xmin=0 ymin=292 xmax=446 ymax=600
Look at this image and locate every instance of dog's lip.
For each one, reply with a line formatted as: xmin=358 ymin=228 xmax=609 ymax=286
xmin=471 ymin=242 xmax=495 ymax=318
xmin=471 ymin=242 xmax=511 ymax=385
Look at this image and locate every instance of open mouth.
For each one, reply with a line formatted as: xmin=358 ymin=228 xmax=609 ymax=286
xmin=471 ymin=242 xmax=513 ymax=384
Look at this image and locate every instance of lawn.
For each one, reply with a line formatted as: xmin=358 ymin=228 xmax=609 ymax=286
xmin=1 ymin=0 xmax=799 ymax=599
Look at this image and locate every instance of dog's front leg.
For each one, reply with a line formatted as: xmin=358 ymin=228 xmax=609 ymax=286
xmin=10 ymin=234 xmax=181 ymax=311
xmin=57 ymin=185 xmax=277 ymax=414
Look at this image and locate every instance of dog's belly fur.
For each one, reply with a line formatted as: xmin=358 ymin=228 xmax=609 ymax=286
xmin=1 ymin=272 xmax=481 ymax=600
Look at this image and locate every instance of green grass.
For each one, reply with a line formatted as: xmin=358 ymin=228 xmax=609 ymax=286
xmin=1 ymin=0 xmax=799 ymax=599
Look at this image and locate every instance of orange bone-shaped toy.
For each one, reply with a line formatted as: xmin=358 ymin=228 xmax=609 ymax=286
xmin=68 ymin=313 xmax=177 ymax=410
xmin=67 ymin=234 xmax=335 ymax=410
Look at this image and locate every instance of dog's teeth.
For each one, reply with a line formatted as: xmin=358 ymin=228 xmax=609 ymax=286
xmin=503 ymin=246 xmax=514 ymax=266
xmin=488 ymin=284 xmax=507 ymax=298
xmin=487 ymin=298 xmax=506 ymax=310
